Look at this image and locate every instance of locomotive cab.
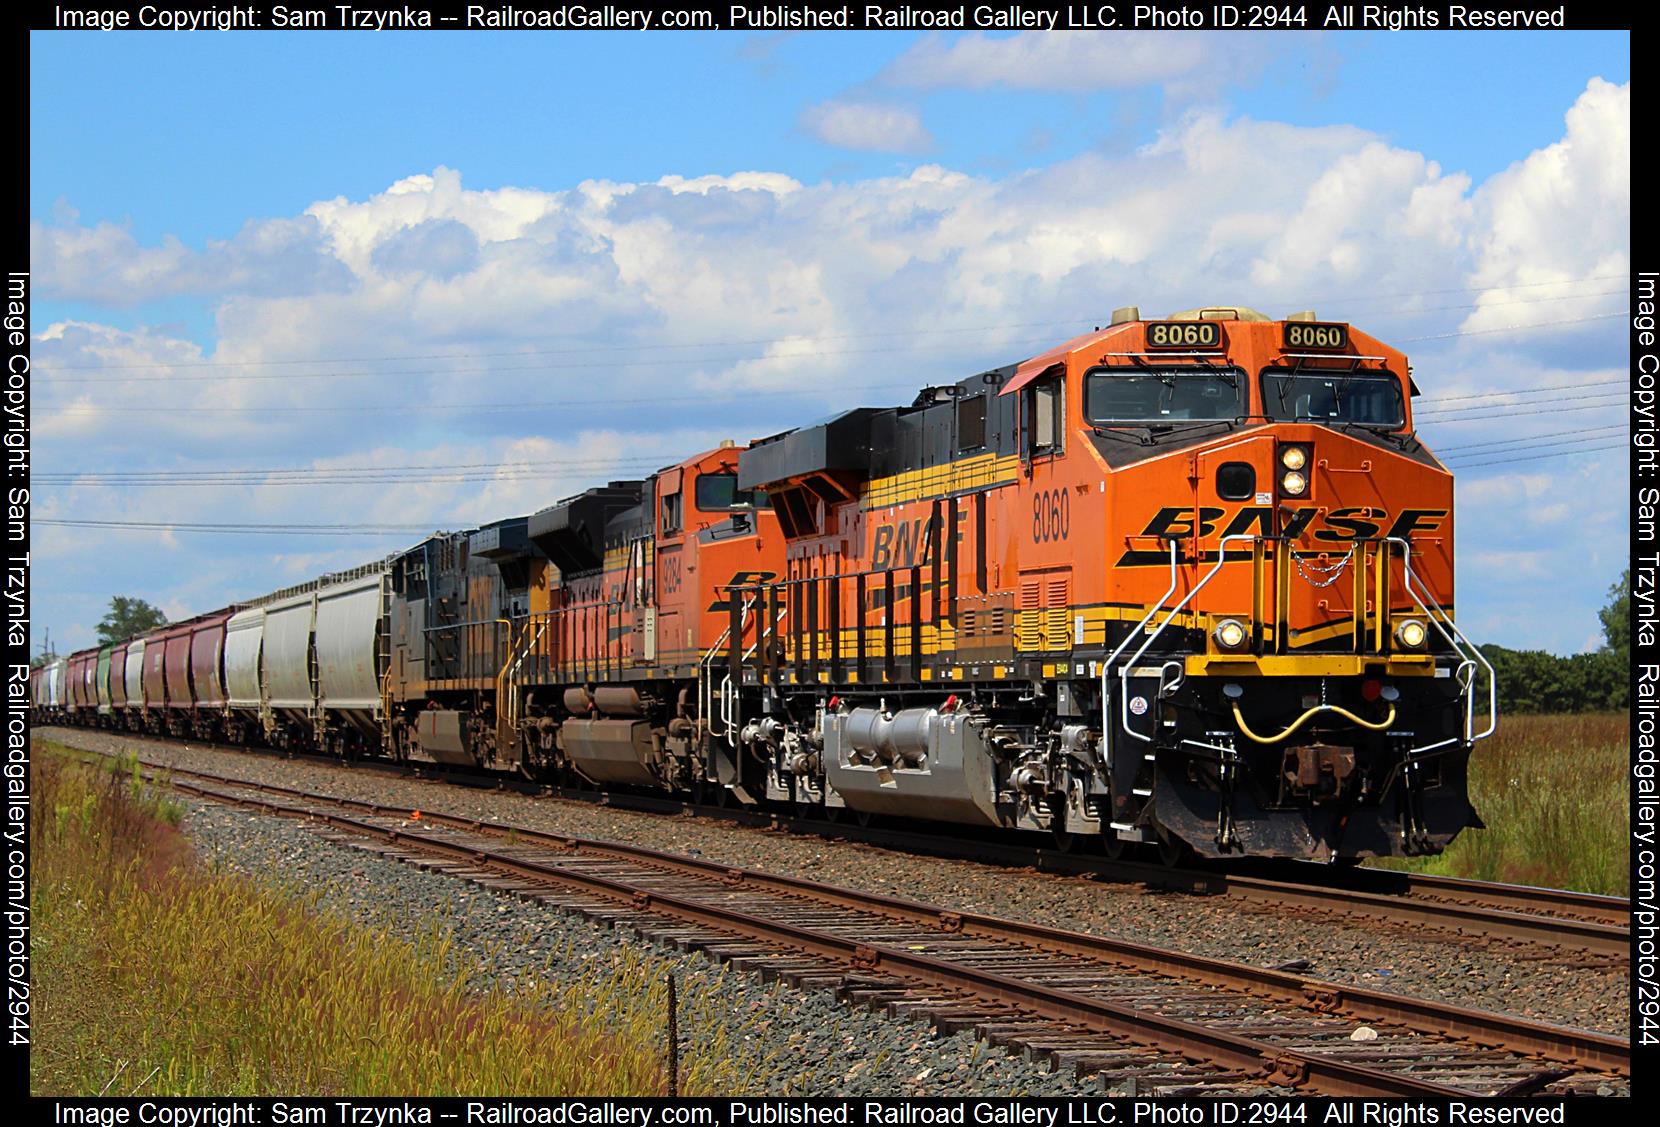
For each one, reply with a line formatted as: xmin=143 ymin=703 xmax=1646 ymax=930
xmin=1049 ymin=307 xmax=1492 ymax=860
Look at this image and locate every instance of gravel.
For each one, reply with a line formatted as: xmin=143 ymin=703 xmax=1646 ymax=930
xmin=178 ymin=796 xmax=1107 ymax=1096
xmin=43 ymin=727 xmax=1629 ymax=1037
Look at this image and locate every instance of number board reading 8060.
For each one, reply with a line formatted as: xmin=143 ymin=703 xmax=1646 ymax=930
xmin=1143 ymin=321 xmax=1222 ymax=349
xmin=1282 ymin=321 xmax=1350 ymax=350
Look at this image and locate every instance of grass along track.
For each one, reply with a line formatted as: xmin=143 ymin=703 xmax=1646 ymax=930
xmin=45 ymin=725 xmax=1628 ymax=964
xmin=29 ymin=752 xmax=717 ymax=1096
xmin=111 ymin=750 xmax=1629 ymax=1098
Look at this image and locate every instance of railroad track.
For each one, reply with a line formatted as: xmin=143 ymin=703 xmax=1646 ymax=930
xmin=116 ymin=752 xmax=1628 ymax=1099
xmin=40 ymin=726 xmax=1631 ymax=960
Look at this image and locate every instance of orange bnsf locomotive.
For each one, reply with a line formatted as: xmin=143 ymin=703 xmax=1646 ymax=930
xmin=716 ymin=305 xmax=1494 ymax=862
xmin=34 ymin=305 xmax=1494 ymax=863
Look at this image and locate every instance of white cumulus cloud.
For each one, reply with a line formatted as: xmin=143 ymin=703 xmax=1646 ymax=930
xmin=881 ymin=30 xmax=1298 ymax=97
xmin=800 ymin=100 xmax=933 ymax=153
xmin=1461 ymin=78 xmax=1630 ymax=334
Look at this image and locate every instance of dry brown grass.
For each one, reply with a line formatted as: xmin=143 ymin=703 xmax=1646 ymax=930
xmin=31 ymin=745 xmax=767 ymax=1095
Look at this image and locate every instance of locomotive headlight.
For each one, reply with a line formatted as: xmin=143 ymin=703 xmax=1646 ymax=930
xmin=1394 ymin=619 xmax=1428 ymax=649
xmin=1281 ymin=470 xmax=1308 ymax=496
xmin=1212 ymin=618 xmax=1249 ymax=652
xmin=1280 ymin=446 xmax=1307 ymax=471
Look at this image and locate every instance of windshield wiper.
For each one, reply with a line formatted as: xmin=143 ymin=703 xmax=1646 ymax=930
xmin=1327 ymin=419 xmax=1411 ymax=447
xmin=1090 ymin=425 xmax=1155 ymax=446
xmin=1146 ymin=419 xmax=1238 ymax=440
xmin=1090 ymin=418 xmax=1237 ymax=446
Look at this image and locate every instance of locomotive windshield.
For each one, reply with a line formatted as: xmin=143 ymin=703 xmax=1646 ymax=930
xmin=1261 ymin=371 xmax=1406 ymax=428
xmin=1084 ymin=367 xmax=1245 ymax=425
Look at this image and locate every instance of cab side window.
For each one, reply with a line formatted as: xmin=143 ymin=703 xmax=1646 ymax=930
xmin=661 ymin=489 xmax=683 ymax=535
xmin=1029 ymin=376 xmax=1063 ymax=456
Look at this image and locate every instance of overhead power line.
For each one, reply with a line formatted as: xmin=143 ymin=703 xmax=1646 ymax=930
xmin=1396 ymin=311 xmax=1625 ymax=342
xmin=33 ymin=381 xmax=888 ymax=415
xmin=33 ymin=371 xmax=1635 ymax=420
xmin=32 ymin=389 xmax=1630 ymax=489
xmin=1294 ymin=273 xmax=1626 ymax=306
xmin=1420 ymin=378 xmax=1623 ymax=405
xmin=30 ymin=452 xmax=670 ymax=485
xmin=1415 ymin=400 xmax=1626 ymax=425
xmin=39 ymin=441 xmax=1627 ymax=536
xmin=33 ymin=468 xmax=658 ymax=489
xmin=40 ymin=335 xmax=1068 ymax=385
xmin=1449 ymin=441 xmax=1627 ymax=471
xmin=1435 ymin=422 xmax=1625 ymax=453
xmin=1442 ymin=432 xmax=1630 ymax=463
xmin=1415 ymin=390 xmax=1627 ymax=418
xmin=36 ymin=519 xmax=435 ymax=536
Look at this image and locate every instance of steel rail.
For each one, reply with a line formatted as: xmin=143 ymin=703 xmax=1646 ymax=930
xmin=1216 ymin=874 xmax=1629 ymax=957
xmin=163 ymin=775 xmax=1489 ymax=1098
xmin=1340 ymin=870 xmax=1629 ymax=926
xmin=138 ymin=757 xmax=1628 ymax=1082
xmin=43 ymin=726 xmax=1630 ymax=955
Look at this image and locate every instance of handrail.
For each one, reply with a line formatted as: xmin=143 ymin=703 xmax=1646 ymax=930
xmin=698 ymin=624 xmax=732 ymax=736
xmin=1119 ymin=534 xmax=1258 ymax=743
xmin=494 ymin=616 xmax=540 ymax=747
xmin=1099 ymin=541 xmax=1178 ymax=767
xmin=746 ymin=606 xmax=789 ymax=663
xmin=699 ymin=594 xmax=755 ymax=746
xmin=1101 ymin=534 xmax=1490 ymax=761
xmin=1385 ymin=536 xmax=1496 ymax=747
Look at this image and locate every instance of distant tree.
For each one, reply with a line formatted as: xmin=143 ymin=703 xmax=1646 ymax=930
xmin=1600 ymin=568 xmax=1630 ymax=667
xmin=29 ymin=652 xmax=57 ymax=670
xmin=96 ymin=596 xmax=168 ymax=646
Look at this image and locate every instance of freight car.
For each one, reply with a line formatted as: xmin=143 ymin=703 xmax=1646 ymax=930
xmin=36 ymin=305 xmax=1496 ymax=862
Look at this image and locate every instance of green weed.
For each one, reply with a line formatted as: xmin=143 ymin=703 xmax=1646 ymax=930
xmin=1371 ymin=713 xmax=1629 ymax=895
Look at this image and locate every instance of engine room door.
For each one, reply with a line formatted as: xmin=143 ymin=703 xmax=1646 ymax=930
xmin=654 ymin=467 xmax=685 ymax=669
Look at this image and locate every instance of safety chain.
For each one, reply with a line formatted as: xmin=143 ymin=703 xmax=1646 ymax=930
xmin=1294 ymin=548 xmax=1355 ymax=588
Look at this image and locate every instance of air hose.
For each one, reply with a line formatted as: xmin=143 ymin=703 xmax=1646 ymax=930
xmin=1231 ymin=700 xmax=1396 ymax=745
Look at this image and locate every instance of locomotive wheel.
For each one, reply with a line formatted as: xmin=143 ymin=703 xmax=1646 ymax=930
xmin=1101 ymin=831 xmax=1126 ymax=861
xmin=1050 ymin=798 xmax=1080 ymax=853
xmin=852 ymin=808 xmax=875 ymax=828
xmin=1156 ymin=833 xmax=1192 ymax=869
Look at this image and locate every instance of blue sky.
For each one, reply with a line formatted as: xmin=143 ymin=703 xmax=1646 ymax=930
xmin=34 ymin=32 xmax=1627 ymax=247
xmin=29 ymin=29 xmax=1631 ymax=655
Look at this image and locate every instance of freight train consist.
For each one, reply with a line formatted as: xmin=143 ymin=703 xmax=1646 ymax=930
xmin=33 ymin=306 xmax=1496 ymax=862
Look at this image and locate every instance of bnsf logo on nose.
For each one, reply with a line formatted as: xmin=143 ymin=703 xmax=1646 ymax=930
xmin=1140 ymin=505 xmax=1447 ymax=542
